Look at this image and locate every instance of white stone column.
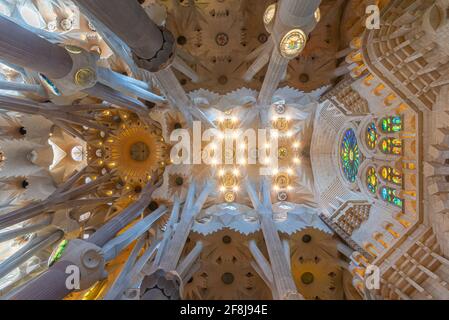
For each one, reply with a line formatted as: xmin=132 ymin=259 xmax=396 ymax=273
xmin=258 ymin=0 xmax=321 ymax=108
xmin=0 ymin=16 xmax=73 ymax=79
xmin=74 ymin=0 xmax=174 ymax=72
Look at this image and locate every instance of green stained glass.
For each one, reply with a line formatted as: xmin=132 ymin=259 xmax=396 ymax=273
xmin=380 ymin=186 xmax=403 ymax=208
xmin=380 ymin=166 xmax=402 ymax=186
xmin=366 ymin=122 xmax=378 ymax=150
xmin=340 ymin=129 xmax=360 ymax=183
xmin=366 ymin=167 xmax=378 ymax=193
xmin=48 ymin=239 xmax=68 ymax=267
xmin=380 ymin=138 xmax=402 ymax=155
xmin=381 ymin=116 xmax=403 ymax=133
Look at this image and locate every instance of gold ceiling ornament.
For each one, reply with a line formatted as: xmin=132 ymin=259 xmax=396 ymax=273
xmin=222 ymin=172 xmax=237 ymax=188
xmin=273 ymin=117 xmax=289 ymax=131
xmin=224 ymin=191 xmax=236 ymax=203
xmin=279 ymin=29 xmax=307 ymax=59
xmin=275 ymin=173 xmax=290 ymax=189
xmin=100 ymin=121 xmax=168 ymax=185
xmin=278 ymin=146 xmax=288 ymax=160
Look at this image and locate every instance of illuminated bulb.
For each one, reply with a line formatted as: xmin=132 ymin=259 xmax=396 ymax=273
xmin=218 ymin=132 xmax=225 ymax=140
xmin=239 ymin=143 xmax=246 ymax=150
xmin=211 ymin=158 xmax=218 ymax=166
xmin=231 ymin=116 xmax=238 ymax=122
xmin=232 ymin=168 xmax=239 ymax=176
xmin=220 ymin=186 xmax=226 ymax=192
xmin=287 ymin=168 xmax=294 ymax=175
xmin=218 ymin=169 xmax=225 ymax=176
xmin=273 ymin=185 xmax=279 ymax=191
xmin=286 ymin=131 xmax=293 ymax=137
xmin=285 ymin=115 xmax=291 ymax=121
xmin=271 ymin=131 xmax=279 ymax=138
xmin=210 ymin=143 xmax=217 ymax=150
xmin=293 ymin=142 xmax=300 ymax=149
xmin=314 ymin=8 xmax=321 ymax=22
xmin=287 ymin=185 xmax=293 ymax=191
xmin=239 ymin=158 xmax=247 ymax=165
xmin=218 ymin=116 xmax=224 ymax=122
xmin=293 ymin=157 xmax=301 ymax=164
xmin=232 ymin=185 xmax=239 ymax=192
xmin=272 ymin=168 xmax=279 ymax=175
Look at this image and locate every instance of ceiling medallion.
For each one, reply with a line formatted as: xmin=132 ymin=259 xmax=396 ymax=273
xmin=277 ymin=191 xmax=288 ymax=201
xmin=273 ymin=117 xmax=289 ymax=131
xmin=274 ymin=103 xmax=286 ymax=114
xmin=60 ymin=18 xmax=73 ymax=31
xmin=130 ymin=141 xmax=150 ymax=162
xmin=224 ymin=191 xmax=236 ymax=203
xmin=275 ymin=173 xmax=290 ymax=189
xmin=215 ymin=32 xmax=229 ymax=46
xmin=222 ymin=172 xmax=237 ymax=188
xmin=280 ymin=29 xmax=307 ymax=59
xmin=47 ymin=20 xmax=57 ymax=32
xmin=278 ymin=146 xmax=288 ymax=160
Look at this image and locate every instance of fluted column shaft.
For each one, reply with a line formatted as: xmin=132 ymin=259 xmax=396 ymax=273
xmin=0 ymin=16 xmax=73 ymax=79
xmin=258 ymin=49 xmax=288 ymax=106
xmin=73 ymin=0 xmax=163 ymax=60
xmin=259 ymin=213 xmax=303 ymax=300
xmin=258 ymin=0 xmax=321 ymax=108
xmin=11 ymin=260 xmax=73 ymax=300
xmin=0 ymin=230 xmax=63 ymax=280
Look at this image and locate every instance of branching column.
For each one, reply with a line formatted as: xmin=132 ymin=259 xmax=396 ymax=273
xmin=245 ymin=178 xmax=302 ymax=300
xmin=10 ymin=180 xmax=160 ymax=300
xmin=158 ymin=181 xmax=212 ymax=271
xmin=259 ymin=211 xmax=302 ymax=300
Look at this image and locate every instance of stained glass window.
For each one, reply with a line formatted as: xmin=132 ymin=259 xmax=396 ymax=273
xmin=366 ymin=167 xmax=378 ymax=193
xmin=366 ymin=122 xmax=378 ymax=150
xmin=380 ymin=138 xmax=402 ymax=155
xmin=380 ymin=166 xmax=402 ymax=185
xmin=380 ymin=186 xmax=403 ymax=208
xmin=380 ymin=116 xmax=403 ymax=133
xmin=340 ymin=129 xmax=360 ymax=183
